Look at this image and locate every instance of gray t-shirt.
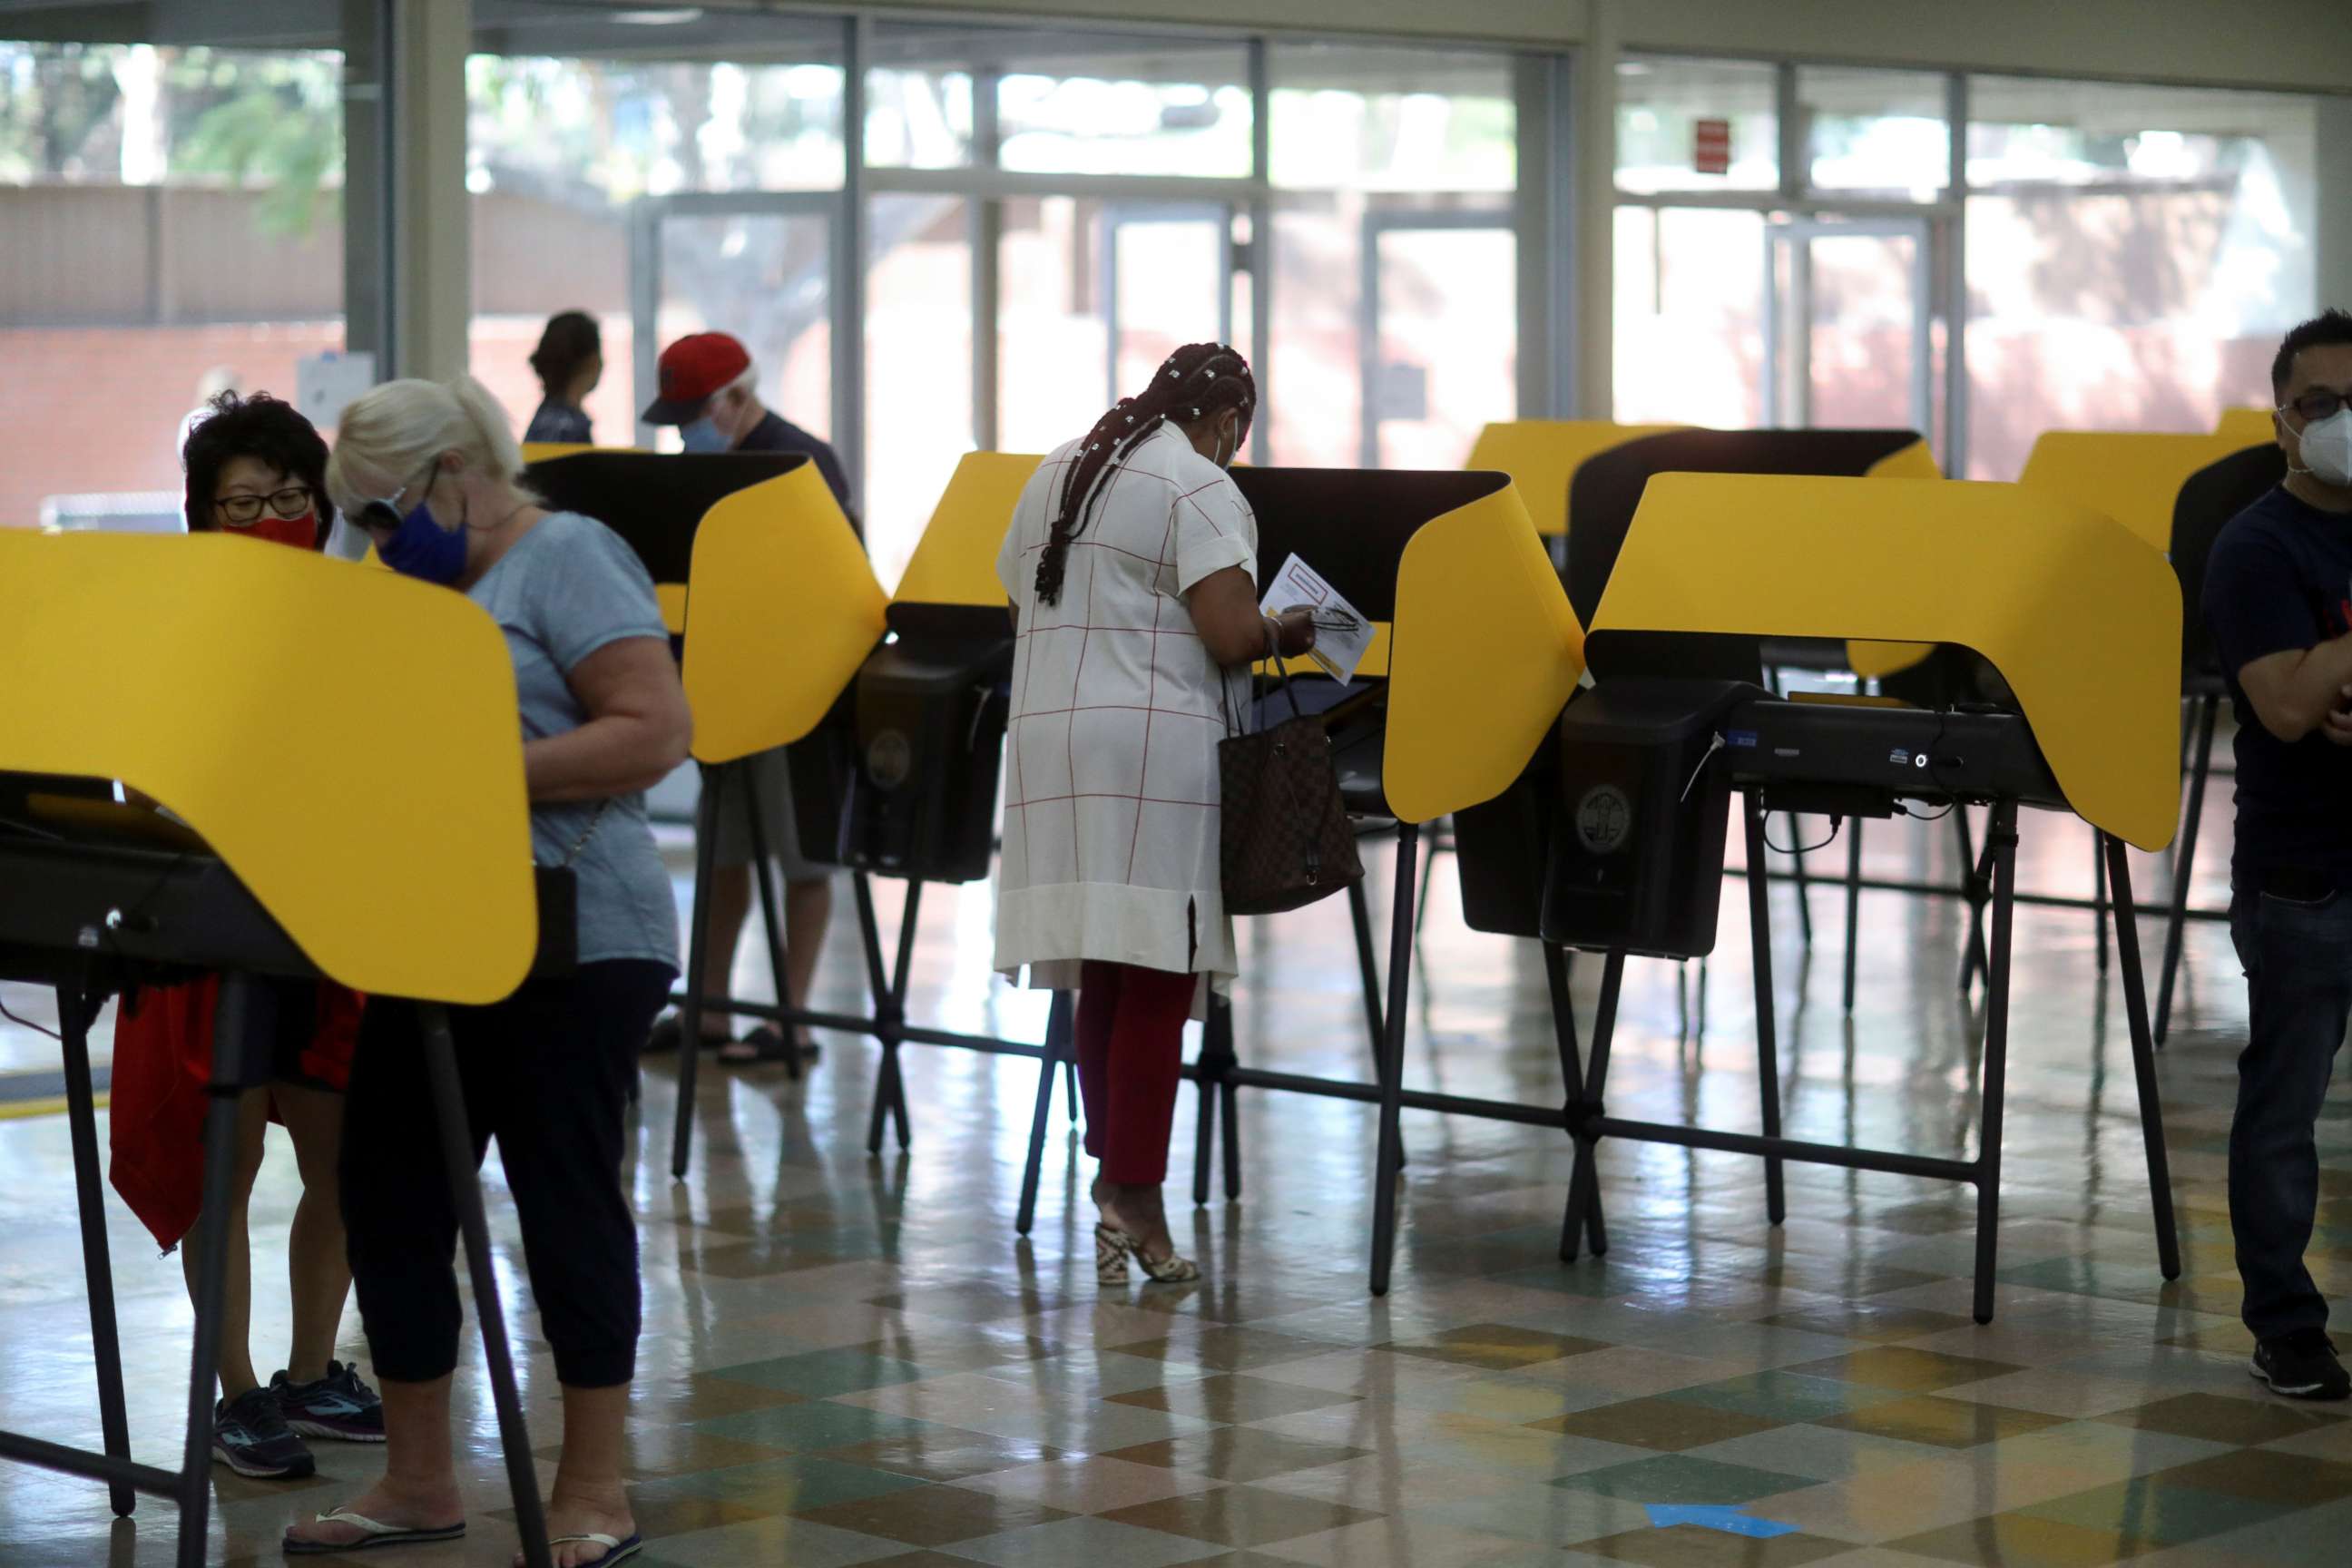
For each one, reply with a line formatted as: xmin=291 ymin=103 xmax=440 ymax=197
xmin=466 ymin=511 xmax=681 ymax=972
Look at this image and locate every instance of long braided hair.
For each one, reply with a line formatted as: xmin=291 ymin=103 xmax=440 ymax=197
xmin=1034 ymin=341 xmax=1257 ymax=607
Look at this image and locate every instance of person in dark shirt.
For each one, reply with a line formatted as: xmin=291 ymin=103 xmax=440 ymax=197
xmin=524 ymin=310 xmax=602 ymax=446
xmin=2201 ymin=306 xmax=2352 ymax=1401
xmin=640 ymin=332 xmax=855 ymax=1066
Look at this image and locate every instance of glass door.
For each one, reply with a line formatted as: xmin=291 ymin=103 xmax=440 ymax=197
xmin=995 ymin=196 xmax=1240 ymax=454
xmin=1761 ymin=216 xmax=1932 ymax=437
xmin=1362 ymin=211 xmax=1516 ymax=467
xmin=630 ymin=193 xmax=845 ymax=452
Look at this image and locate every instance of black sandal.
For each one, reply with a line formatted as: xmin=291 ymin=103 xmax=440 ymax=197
xmin=718 ymin=1025 xmax=818 ymax=1066
xmin=642 ymin=1014 xmax=736 ymax=1056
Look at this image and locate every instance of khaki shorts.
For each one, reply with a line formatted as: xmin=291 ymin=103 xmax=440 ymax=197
xmin=705 ymin=747 xmax=834 ymax=878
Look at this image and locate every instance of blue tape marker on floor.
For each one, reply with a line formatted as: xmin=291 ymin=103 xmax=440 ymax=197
xmin=1644 ymin=1503 xmax=1799 ymax=1538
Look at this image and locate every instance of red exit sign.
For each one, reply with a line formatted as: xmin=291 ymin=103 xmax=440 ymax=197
xmin=1693 ymin=117 xmax=1731 ymax=175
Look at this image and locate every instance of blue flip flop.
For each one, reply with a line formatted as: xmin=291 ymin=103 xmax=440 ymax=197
xmin=283 ymin=1508 xmax=466 ymax=1553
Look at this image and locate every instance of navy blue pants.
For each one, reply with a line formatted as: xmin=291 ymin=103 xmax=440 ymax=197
xmin=2229 ymin=887 xmax=2352 ymax=1341
xmin=341 ymin=960 xmax=671 ymax=1388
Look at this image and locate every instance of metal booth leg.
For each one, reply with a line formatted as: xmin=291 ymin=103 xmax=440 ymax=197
xmin=2104 ymin=835 xmax=2183 ymax=1280
xmin=1015 ymin=993 xmax=1076 ymax=1237
xmin=856 ymin=874 xmax=917 ymax=1155
xmin=670 ymin=762 xmax=726 ymax=1180
xmin=59 ymin=985 xmax=135 ymax=1520
xmin=1368 ymin=822 xmax=1422 ymax=1297
xmin=1192 ymin=996 xmax=1240 ymax=1207
xmin=1955 ymin=807 xmax=1991 ymax=995
xmin=2092 ymin=829 xmax=2112 ymax=975
xmin=1558 ymin=946 xmax=1622 ymax=1262
xmin=418 ymin=1004 xmax=551 ymax=1568
xmin=1841 ymin=817 xmax=1865 ymax=1014
xmin=1348 ymin=877 xmax=1405 ymax=1169
xmin=2155 ymin=693 xmax=2218 ymax=1047
xmin=1969 ymin=800 xmax=2022 ymax=1325
xmin=740 ymin=762 xmax=803 ymax=1082
xmin=178 ymin=976 xmax=269 ymax=1567
xmin=1744 ymin=796 xmax=1788 ymax=1227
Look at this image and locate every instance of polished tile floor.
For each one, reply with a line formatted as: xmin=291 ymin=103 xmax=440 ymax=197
xmin=4 ymin=792 xmax=2348 ymax=1566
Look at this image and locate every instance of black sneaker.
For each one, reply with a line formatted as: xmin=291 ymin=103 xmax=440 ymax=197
xmin=2252 ymin=1329 xmax=2352 ymax=1400
xmin=211 ymin=1386 xmax=315 ymax=1478
xmin=272 ymin=1360 xmax=386 ymax=1443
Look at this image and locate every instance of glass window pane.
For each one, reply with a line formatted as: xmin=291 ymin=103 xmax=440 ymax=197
xmin=866 ymin=195 xmax=973 ymax=590
xmin=1269 ymin=43 xmax=1514 ymax=192
xmin=466 ymin=29 xmax=845 ymax=450
xmin=1615 ymin=54 xmax=1778 ymax=195
xmin=1613 ymin=207 xmax=1767 ymax=428
xmin=1370 ymin=225 xmax=1516 ymax=468
xmin=996 ymin=195 xmax=1233 ymax=454
xmin=866 ymin=68 xmax=975 ymax=170
xmin=1 ymin=35 xmax=345 ymax=534
xmin=1799 ymin=65 xmax=1948 ymax=198
xmin=998 ymin=38 xmax=1250 ymax=178
xmin=1964 ymin=76 xmax=2318 ymax=478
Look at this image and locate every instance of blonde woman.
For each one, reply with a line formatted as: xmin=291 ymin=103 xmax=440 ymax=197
xmin=283 ymin=376 xmax=689 ymax=1568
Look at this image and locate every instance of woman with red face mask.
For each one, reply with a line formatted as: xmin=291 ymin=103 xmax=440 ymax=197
xmin=105 ymin=392 xmax=384 ymax=1484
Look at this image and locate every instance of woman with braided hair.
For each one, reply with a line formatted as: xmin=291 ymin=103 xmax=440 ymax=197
xmin=993 ymin=343 xmax=1316 ymax=1283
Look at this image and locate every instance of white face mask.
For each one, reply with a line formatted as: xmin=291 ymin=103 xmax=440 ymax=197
xmin=2294 ymin=407 xmax=2352 ymax=489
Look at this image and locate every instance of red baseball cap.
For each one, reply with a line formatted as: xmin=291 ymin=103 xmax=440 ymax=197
xmin=642 ymin=331 xmax=751 ymax=424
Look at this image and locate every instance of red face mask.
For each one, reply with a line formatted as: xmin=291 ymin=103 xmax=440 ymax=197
xmin=230 ymin=512 xmax=318 ymax=551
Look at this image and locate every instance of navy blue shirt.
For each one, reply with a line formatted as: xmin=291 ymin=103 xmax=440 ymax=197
xmin=740 ymin=410 xmax=856 ymax=534
xmin=524 ymin=400 xmax=593 ymax=446
xmin=2201 ymin=484 xmax=2352 ymax=886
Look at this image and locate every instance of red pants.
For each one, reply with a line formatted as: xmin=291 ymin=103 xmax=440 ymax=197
xmin=1074 ymin=961 xmax=1196 ymax=1184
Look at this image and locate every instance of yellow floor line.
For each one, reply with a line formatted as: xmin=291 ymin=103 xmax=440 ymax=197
xmin=0 ymin=1093 xmax=103 ymax=1122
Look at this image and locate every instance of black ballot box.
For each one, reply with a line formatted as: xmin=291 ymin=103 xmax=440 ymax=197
xmin=842 ymin=603 xmax=1014 ymax=883
xmin=1540 ymin=680 xmax=1754 ymax=959
xmin=1451 ymin=720 xmax=1559 ymax=940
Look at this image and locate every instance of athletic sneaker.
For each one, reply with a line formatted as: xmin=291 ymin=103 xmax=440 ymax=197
xmin=2252 ymin=1329 xmax=2352 ymax=1400
xmin=212 ymin=1386 xmax=315 ymax=1479
xmin=272 ymin=1360 xmax=386 ymax=1442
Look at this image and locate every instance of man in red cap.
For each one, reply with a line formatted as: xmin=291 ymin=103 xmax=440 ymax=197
xmin=642 ymin=331 xmax=853 ymax=1067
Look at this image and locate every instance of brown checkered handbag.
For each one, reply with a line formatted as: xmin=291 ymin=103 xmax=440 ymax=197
xmin=1219 ymin=652 xmax=1364 ymax=917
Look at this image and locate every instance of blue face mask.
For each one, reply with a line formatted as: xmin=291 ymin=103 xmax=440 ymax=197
xmin=679 ymin=414 xmax=730 ymax=454
xmin=376 ymin=496 xmax=469 ymax=585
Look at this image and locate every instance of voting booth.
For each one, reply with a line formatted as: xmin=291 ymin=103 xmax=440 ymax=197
xmin=0 ymin=533 xmax=563 ymax=1566
xmin=1544 ymin=473 xmax=2183 ymax=1323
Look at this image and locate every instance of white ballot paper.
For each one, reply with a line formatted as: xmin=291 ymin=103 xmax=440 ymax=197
xmin=1259 ymin=554 xmax=1375 ymax=685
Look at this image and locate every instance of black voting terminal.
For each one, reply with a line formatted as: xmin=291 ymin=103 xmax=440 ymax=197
xmin=523 ymin=448 xmax=813 ymax=588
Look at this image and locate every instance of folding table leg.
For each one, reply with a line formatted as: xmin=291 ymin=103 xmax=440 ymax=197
xmin=1743 ymin=797 xmax=1788 ymax=1226
xmin=418 ymin=1004 xmax=550 ymax=1568
xmin=1014 ymin=994 xmax=1073 ymax=1237
xmin=670 ymin=763 xmax=725 ymax=1180
xmin=2155 ymin=694 xmax=2217 ymax=1047
xmin=1969 ymin=801 xmax=2021 ymax=1325
xmin=2105 ymin=836 xmax=2182 ymax=1280
xmin=1368 ymin=823 xmax=1421 ymax=1297
xmin=56 ymin=985 xmax=135 ymax=1519
xmin=740 ymin=767 xmax=803 ymax=1082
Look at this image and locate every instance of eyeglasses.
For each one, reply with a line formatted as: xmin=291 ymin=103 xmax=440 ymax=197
xmin=357 ymin=456 xmax=443 ymax=534
xmin=2280 ymin=387 xmax=2352 ymax=424
xmin=213 ymin=486 xmax=313 ymax=526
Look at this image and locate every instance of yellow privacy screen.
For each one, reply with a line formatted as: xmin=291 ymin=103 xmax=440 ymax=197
xmin=0 ymin=531 xmax=536 ymax=1002
xmin=2016 ymin=430 xmax=2240 ymax=552
xmin=1387 ymin=478 xmax=1586 ymax=824
xmin=896 ymin=452 xmax=1043 ymax=605
xmin=682 ymin=462 xmax=887 ymax=762
xmin=1465 ymin=421 xmax=1680 ymax=539
xmin=1593 ymin=474 xmax=2180 ymax=850
xmin=2214 ymin=407 xmax=2277 ymax=447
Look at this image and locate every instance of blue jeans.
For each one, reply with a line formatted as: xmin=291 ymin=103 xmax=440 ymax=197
xmin=2230 ymin=886 xmax=2352 ymax=1341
